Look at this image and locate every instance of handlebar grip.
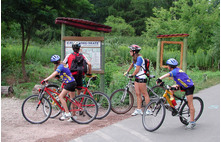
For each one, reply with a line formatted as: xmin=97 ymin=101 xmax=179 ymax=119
xmin=170 ymin=87 xmax=179 ymax=90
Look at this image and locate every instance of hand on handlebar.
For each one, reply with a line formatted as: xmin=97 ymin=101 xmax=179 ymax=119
xmin=41 ymin=80 xmax=48 ymax=85
xmin=86 ymin=74 xmax=92 ymax=78
xmin=123 ymin=72 xmax=128 ymax=76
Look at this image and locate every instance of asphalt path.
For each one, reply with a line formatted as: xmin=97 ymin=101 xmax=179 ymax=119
xmin=70 ymin=84 xmax=220 ymax=142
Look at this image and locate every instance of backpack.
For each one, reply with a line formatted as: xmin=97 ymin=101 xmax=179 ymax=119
xmin=142 ymin=58 xmax=150 ymax=76
xmin=69 ymin=53 xmax=87 ymax=75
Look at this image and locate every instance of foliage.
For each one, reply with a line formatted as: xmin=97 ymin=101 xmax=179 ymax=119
xmin=142 ymin=0 xmax=220 ymax=69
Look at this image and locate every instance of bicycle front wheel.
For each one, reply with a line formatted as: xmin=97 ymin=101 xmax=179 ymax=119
xmin=142 ymin=100 xmax=166 ymax=132
xmin=21 ymin=95 xmax=52 ymax=124
xmin=110 ymin=89 xmax=134 ymax=114
xmin=68 ymin=95 xmax=98 ymax=124
xmin=92 ymin=91 xmax=111 ymax=119
xmin=179 ymin=96 xmax=204 ymax=125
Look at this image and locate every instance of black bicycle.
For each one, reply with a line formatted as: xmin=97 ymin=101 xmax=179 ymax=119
xmin=110 ymin=75 xmax=166 ymax=114
xmin=142 ymin=83 xmax=204 ymax=132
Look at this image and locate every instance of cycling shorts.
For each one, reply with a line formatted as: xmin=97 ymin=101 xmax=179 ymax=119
xmin=64 ymin=81 xmax=76 ymax=92
xmin=73 ymin=75 xmax=83 ymax=90
xmin=135 ymin=78 xmax=147 ymax=83
xmin=180 ymin=85 xmax=195 ymax=96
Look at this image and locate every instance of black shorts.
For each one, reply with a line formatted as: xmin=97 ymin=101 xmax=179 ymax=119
xmin=64 ymin=81 xmax=76 ymax=92
xmin=180 ymin=85 xmax=195 ymax=96
xmin=73 ymin=75 xmax=83 ymax=90
xmin=135 ymin=78 xmax=147 ymax=83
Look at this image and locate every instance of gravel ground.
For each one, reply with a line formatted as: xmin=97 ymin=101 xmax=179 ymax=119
xmin=1 ymin=97 xmax=133 ymax=142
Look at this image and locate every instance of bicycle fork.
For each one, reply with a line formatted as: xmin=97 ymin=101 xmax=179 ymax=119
xmin=120 ymin=87 xmax=129 ymax=103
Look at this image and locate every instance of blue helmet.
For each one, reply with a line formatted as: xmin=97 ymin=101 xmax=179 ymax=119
xmin=50 ymin=55 xmax=60 ymax=64
xmin=166 ymin=58 xmax=178 ymax=67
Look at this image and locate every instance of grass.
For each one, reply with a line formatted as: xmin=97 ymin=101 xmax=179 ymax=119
xmin=1 ymin=38 xmax=220 ymax=99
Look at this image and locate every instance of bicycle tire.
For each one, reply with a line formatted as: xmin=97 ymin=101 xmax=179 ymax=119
xmin=44 ymin=84 xmax=62 ymax=118
xmin=142 ymin=100 xmax=166 ymax=132
xmin=142 ymin=85 xmax=166 ymax=106
xmin=179 ymin=96 xmax=204 ymax=125
xmin=21 ymin=95 xmax=52 ymax=124
xmin=68 ymin=95 xmax=98 ymax=124
xmin=110 ymin=88 xmax=134 ymax=114
xmin=91 ymin=91 xmax=111 ymax=119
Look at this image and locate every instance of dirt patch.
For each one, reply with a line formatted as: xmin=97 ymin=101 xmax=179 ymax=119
xmin=1 ymin=97 xmax=134 ymax=142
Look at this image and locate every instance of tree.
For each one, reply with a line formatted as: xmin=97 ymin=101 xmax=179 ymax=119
xmin=2 ymin=0 xmax=94 ymax=81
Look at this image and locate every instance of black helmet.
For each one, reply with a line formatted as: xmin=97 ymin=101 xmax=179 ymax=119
xmin=129 ymin=44 xmax=141 ymax=53
xmin=72 ymin=42 xmax=81 ymax=49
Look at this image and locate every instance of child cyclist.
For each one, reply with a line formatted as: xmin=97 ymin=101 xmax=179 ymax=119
xmin=124 ymin=44 xmax=150 ymax=116
xmin=41 ymin=55 xmax=76 ymax=120
xmin=156 ymin=58 xmax=196 ymax=129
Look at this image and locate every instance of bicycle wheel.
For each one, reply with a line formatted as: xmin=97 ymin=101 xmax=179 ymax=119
xmin=179 ymin=96 xmax=204 ymax=125
xmin=91 ymin=91 xmax=111 ymax=119
xmin=44 ymin=84 xmax=61 ymax=118
xmin=110 ymin=89 xmax=134 ymax=114
xmin=142 ymin=100 xmax=166 ymax=132
xmin=21 ymin=95 xmax=52 ymax=124
xmin=68 ymin=95 xmax=98 ymax=124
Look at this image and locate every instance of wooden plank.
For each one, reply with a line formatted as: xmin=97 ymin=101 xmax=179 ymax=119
xmin=62 ymin=36 xmax=104 ymax=41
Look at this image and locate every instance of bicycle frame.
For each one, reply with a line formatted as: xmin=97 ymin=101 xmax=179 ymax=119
xmin=41 ymin=85 xmax=88 ymax=112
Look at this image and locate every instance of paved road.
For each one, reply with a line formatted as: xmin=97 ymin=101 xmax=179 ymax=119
xmin=70 ymin=84 xmax=220 ymax=142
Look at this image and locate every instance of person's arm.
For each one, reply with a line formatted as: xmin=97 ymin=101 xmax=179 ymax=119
xmin=156 ymin=73 xmax=170 ymax=84
xmin=124 ymin=63 xmax=134 ymax=75
xmin=87 ymin=61 xmax=92 ymax=74
xmin=44 ymin=71 xmax=59 ymax=81
xmin=131 ymin=66 xmax=140 ymax=76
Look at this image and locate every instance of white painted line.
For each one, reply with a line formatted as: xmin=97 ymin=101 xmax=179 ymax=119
xmin=94 ymin=130 xmax=117 ymax=142
xmin=73 ymin=137 xmax=83 ymax=142
xmin=113 ymin=123 xmax=152 ymax=142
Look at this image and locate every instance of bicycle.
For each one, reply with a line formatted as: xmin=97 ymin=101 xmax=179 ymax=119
xmin=142 ymin=83 xmax=204 ymax=132
xmin=21 ymin=82 xmax=98 ymax=124
xmin=46 ymin=75 xmax=111 ymax=120
xmin=110 ymin=75 xmax=166 ymax=114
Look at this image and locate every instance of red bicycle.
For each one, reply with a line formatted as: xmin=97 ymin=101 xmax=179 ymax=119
xmin=46 ymin=75 xmax=111 ymax=119
xmin=21 ymin=82 xmax=98 ymax=124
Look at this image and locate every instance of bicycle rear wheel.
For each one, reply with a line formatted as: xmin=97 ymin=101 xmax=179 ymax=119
xmin=110 ymin=89 xmax=134 ymax=114
xmin=179 ymin=96 xmax=204 ymax=125
xmin=142 ymin=100 xmax=166 ymax=132
xmin=21 ymin=95 xmax=52 ymax=124
xmin=91 ymin=91 xmax=111 ymax=119
xmin=68 ymin=95 xmax=98 ymax=124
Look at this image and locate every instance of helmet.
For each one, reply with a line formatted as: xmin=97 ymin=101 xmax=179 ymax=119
xmin=129 ymin=44 xmax=141 ymax=53
xmin=50 ymin=55 xmax=60 ymax=64
xmin=166 ymin=58 xmax=178 ymax=67
xmin=72 ymin=42 xmax=81 ymax=49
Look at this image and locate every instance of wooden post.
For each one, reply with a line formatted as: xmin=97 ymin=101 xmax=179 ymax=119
xmin=61 ymin=24 xmax=66 ymax=60
xmin=156 ymin=39 xmax=161 ymax=75
xmin=100 ymin=32 xmax=105 ymax=93
xmin=183 ymin=37 xmax=188 ymax=72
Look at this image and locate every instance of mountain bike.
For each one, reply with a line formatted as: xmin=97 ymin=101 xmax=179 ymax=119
xmin=110 ymin=75 xmax=166 ymax=114
xmin=142 ymin=83 xmax=204 ymax=132
xmin=21 ymin=82 xmax=98 ymax=124
xmin=46 ymin=75 xmax=111 ymax=120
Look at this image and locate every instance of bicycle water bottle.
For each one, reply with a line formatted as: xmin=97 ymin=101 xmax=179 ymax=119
xmin=170 ymin=97 xmax=177 ymax=106
xmin=83 ymin=79 xmax=86 ymax=87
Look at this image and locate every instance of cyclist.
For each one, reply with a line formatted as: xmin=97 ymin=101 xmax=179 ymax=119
xmin=156 ymin=58 xmax=196 ymax=129
xmin=63 ymin=42 xmax=92 ymax=96
xmin=124 ymin=44 xmax=150 ymax=116
xmin=42 ymin=55 xmax=76 ymax=121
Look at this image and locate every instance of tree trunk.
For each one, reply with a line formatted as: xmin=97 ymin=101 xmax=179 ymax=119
xmin=21 ymin=23 xmax=28 ymax=82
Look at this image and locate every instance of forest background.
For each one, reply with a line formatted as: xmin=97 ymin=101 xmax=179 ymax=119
xmin=1 ymin=0 xmax=220 ymax=98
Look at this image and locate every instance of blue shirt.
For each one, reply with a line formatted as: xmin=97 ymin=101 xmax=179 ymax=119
xmin=56 ymin=64 xmax=75 ymax=83
xmin=169 ymin=68 xmax=194 ymax=89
